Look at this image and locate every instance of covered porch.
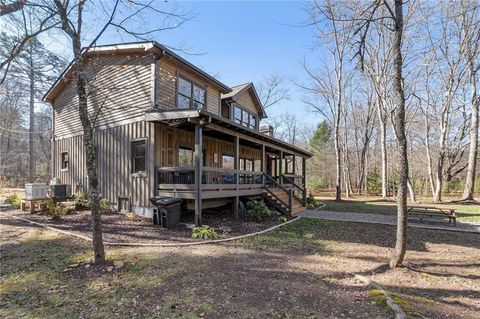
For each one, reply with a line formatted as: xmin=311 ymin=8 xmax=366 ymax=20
xmin=146 ymin=109 xmax=311 ymax=226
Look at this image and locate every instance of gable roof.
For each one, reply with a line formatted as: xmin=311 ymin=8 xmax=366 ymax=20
xmin=221 ymin=82 xmax=266 ymax=118
xmin=43 ymin=41 xmax=231 ymax=102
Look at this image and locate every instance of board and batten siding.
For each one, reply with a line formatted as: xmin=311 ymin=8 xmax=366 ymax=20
xmin=156 ymin=57 xmax=221 ymax=115
xmin=53 ymin=53 xmax=154 ymax=137
xmin=53 ymin=121 xmax=156 ymax=215
xmin=235 ymin=89 xmax=261 ymax=117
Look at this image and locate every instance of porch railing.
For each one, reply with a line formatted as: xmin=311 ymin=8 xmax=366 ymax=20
xmin=157 ymin=166 xmax=264 ymax=189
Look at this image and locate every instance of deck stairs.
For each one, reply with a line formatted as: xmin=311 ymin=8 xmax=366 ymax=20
xmin=262 ymin=173 xmax=306 ymax=215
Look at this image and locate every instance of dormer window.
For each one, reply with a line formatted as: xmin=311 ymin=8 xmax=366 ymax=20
xmin=233 ymin=105 xmax=256 ymax=129
xmin=177 ymin=76 xmax=206 ymax=109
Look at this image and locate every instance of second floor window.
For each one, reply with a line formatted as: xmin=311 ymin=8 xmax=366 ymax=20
xmin=233 ymin=105 xmax=257 ymax=129
xmin=177 ymin=77 xmax=206 ymax=109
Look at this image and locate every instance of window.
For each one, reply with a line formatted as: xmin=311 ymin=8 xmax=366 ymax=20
xmin=233 ymin=105 xmax=257 ymax=129
xmin=61 ymin=152 xmax=69 ymax=170
xmin=177 ymin=76 xmax=206 ymax=109
xmin=254 ymin=159 xmax=262 ymax=172
xmin=222 ymin=155 xmax=235 ymax=170
xmin=242 ymin=109 xmax=249 ymax=127
xmin=245 ymin=159 xmax=253 ymax=172
xmin=234 ymin=106 xmax=242 ymax=124
xmin=249 ymin=115 xmax=256 ymax=129
xmin=178 ymin=147 xmax=193 ymax=167
xmin=131 ymin=140 xmax=146 ymax=173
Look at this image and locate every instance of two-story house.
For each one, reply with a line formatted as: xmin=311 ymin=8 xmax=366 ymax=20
xmin=44 ymin=41 xmax=311 ymax=226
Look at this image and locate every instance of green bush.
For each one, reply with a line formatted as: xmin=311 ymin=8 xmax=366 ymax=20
xmin=5 ymin=194 xmax=21 ymax=208
xmin=99 ymin=198 xmax=110 ymax=210
xmin=246 ymin=200 xmax=272 ymax=222
xmin=43 ymin=201 xmax=70 ymax=220
xmin=278 ymin=216 xmax=288 ymax=223
xmin=192 ymin=226 xmax=219 ymax=240
xmin=306 ymin=193 xmax=317 ymax=209
xmin=308 ymin=178 xmax=329 ymax=191
xmin=73 ymin=192 xmax=91 ymax=211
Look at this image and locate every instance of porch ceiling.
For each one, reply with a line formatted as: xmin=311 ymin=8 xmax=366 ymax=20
xmin=145 ymin=109 xmax=312 ymax=158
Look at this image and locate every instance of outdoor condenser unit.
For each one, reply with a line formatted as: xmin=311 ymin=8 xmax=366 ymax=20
xmin=50 ymin=184 xmax=72 ymax=199
xmin=24 ymin=183 xmax=48 ymax=200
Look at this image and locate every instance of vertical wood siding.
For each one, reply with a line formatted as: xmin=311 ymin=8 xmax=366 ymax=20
xmin=53 ymin=53 xmax=153 ymax=137
xmin=154 ymin=124 xmax=261 ymax=169
xmin=157 ymin=58 xmax=221 ymax=114
xmin=53 ymin=121 xmax=155 ymax=208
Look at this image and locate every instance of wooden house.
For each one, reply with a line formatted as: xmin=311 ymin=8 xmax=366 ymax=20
xmin=44 ymin=42 xmax=311 ymax=225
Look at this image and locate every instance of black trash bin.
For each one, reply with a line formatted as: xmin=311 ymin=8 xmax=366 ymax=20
xmin=149 ymin=196 xmax=182 ymax=229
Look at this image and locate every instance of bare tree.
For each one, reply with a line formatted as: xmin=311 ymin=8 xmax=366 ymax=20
xmin=461 ymin=1 xmax=480 ymax=201
xmin=1 ymin=0 xmax=192 ymax=264
xmin=257 ymin=74 xmax=290 ymax=109
xmin=0 ymin=0 xmax=26 ymax=16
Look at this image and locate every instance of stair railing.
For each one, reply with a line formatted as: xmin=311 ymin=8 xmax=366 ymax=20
xmin=282 ymin=174 xmax=306 ymax=206
xmin=263 ymin=173 xmax=293 ymax=215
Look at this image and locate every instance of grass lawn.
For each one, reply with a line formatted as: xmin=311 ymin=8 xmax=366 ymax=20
xmin=2 ymin=214 xmax=479 ymax=318
xmin=316 ymin=196 xmax=480 ymax=222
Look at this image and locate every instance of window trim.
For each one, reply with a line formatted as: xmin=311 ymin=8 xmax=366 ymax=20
xmin=176 ymin=74 xmax=207 ymax=110
xmin=60 ymin=151 xmax=69 ymax=171
xmin=131 ymin=138 xmax=147 ymax=175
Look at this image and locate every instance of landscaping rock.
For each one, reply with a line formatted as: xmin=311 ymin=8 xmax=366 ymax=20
xmin=106 ymin=266 xmax=114 ymax=272
xmin=113 ymin=260 xmax=124 ymax=269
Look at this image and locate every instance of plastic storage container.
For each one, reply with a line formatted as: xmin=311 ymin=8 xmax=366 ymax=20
xmin=149 ymin=197 xmax=182 ymax=229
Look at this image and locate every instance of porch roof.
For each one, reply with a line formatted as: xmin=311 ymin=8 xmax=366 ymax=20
xmin=145 ymin=109 xmax=313 ymax=158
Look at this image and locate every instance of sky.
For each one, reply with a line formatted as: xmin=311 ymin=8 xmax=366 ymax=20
xmin=41 ymin=1 xmax=325 ymax=127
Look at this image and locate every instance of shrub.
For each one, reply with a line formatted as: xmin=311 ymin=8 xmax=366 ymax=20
xmin=246 ymin=200 xmax=272 ymax=222
xmin=192 ymin=226 xmax=219 ymax=240
xmin=278 ymin=216 xmax=288 ymax=223
xmin=99 ymin=198 xmax=110 ymax=210
xmin=73 ymin=192 xmax=91 ymax=211
xmin=5 ymin=193 xmax=21 ymax=208
xmin=306 ymin=193 xmax=317 ymax=209
xmin=43 ymin=201 xmax=70 ymax=220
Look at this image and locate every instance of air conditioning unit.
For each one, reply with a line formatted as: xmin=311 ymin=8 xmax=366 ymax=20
xmin=25 ymin=183 xmax=48 ymax=200
xmin=50 ymin=184 xmax=72 ymax=199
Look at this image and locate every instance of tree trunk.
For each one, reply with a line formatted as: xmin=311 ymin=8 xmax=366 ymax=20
xmin=463 ymin=60 xmax=478 ymax=200
xmin=28 ymin=47 xmax=35 ymax=183
xmin=335 ymin=108 xmax=342 ymax=201
xmin=71 ymin=34 xmax=105 ymax=264
xmin=390 ymin=0 xmax=408 ymax=269
xmin=378 ymin=108 xmax=388 ymax=198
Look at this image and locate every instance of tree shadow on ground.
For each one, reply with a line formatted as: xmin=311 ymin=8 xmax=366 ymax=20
xmin=2 ymin=215 xmax=478 ymax=319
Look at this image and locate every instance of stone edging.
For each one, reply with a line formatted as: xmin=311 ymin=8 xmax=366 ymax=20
xmin=0 ymin=211 xmax=300 ymax=247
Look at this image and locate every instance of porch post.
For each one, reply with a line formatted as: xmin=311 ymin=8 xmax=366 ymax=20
xmin=261 ymin=145 xmax=266 ymax=173
xmin=292 ymin=155 xmax=296 ymax=175
xmin=194 ymin=124 xmax=203 ymax=226
xmin=302 ymin=157 xmax=307 ymax=205
xmin=279 ymin=150 xmax=283 ymax=185
xmin=234 ymin=135 xmax=240 ymax=219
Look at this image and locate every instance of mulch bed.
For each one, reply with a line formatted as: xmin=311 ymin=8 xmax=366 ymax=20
xmin=7 ymin=207 xmax=290 ymax=244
